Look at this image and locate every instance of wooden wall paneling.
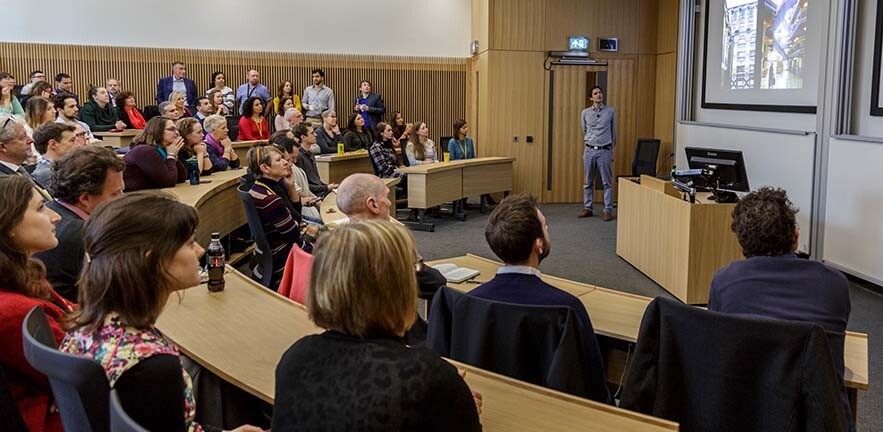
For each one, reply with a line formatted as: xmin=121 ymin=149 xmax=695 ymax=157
xmin=657 ymin=0 xmax=680 ymax=54
xmin=490 ymin=0 xmax=547 ymax=51
xmin=472 ymin=0 xmax=490 ymax=55
xmin=0 ymin=43 xmax=466 ymax=147
xmin=594 ymin=0 xmax=641 ymax=55
xmin=654 ymin=52 xmax=677 ymax=174
xmin=543 ymin=0 xmax=597 ymax=52
xmin=636 ymin=55 xmax=658 ymax=140
xmin=601 ymin=57 xmax=637 ymax=181
xmin=638 ymin=0 xmax=661 ymax=54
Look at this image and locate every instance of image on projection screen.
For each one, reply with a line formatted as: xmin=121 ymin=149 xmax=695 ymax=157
xmin=720 ymin=0 xmax=807 ymax=91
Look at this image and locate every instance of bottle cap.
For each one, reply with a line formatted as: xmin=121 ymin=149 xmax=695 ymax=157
xmin=211 ymin=232 xmax=220 ymax=239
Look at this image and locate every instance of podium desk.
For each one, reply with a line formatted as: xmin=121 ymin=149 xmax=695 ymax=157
xmin=616 ymin=176 xmax=743 ymax=305
xmin=232 ymin=140 xmax=268 ymax=161
xmin=93 ymin=129 xmax=140 ymax=148
xmin=162 ymin=169 xmax=246 ymax=246
xmin=315 ymin=151 xmax=374 ymax=184
xmin=156 ymin=268 xmax=678 ymax=431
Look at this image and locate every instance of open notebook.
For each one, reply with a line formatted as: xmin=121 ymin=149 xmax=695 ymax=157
xmin=433 ymin=263 xmax=481 ymax=283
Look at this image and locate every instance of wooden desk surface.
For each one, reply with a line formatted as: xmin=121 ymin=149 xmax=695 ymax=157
xmin=232 ymin=139 xmax=268 ymax=149
xmin=433 ymin=255 xmax=870 ymax=392
xmin=397 ymin=156 xmax=515 ymax=175
xmin=162 ymin=169 xmax=247 ymax=245
xmin=162 ymin=168 xmax=245 ymax=207
xmin=156 ymin=268 xmax=677 ymax=431
xmin=314 ymin=150 xmax=370 ymax=161
xmin=93 ymin=129 xmax=141 ymax=137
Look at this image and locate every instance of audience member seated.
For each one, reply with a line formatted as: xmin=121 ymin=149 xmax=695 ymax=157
xmin=193 ymin=96 xmax=214 ymax=126
xmin=105 ymin=78 xmax=121 ymax=107
xmin=28 ymin=81 xmax=55 ymax=101
xmin=342 ymin=113 xmax=372 ymax=151
xmin=369 ymin=122 xmax=403 ymax=179
xmin=123 ymin=117 xmax=187 ymax=191
xmin=708 ymin=186 xmax=853 ymax=424
xmin=405 ymin=121 xmax=438 ymax=165
xmin=273 ymin=80 xmax=302 ymax=114
xmin=353 ymin=79 xmax=385 ymax=132
xmin=80 ymin=86 xmax=126 ymax=132
xmin=237 ymin=96 xmax=270 ymax=140
xmin=208 ymin=88 xmax=230 ymax=116
xmin=314 ymin=110 xmax=341 ymax=154
xmin=236 ymin=70 xmax=271 ymax=115
xmin=31 ymin=122 xmax=79 ymax=186
xmin=19 ymin=70 xmax=45 ymax=98
xmin=448 ymin=119 xmax=494 ymax=206
xmin=155 ymin=61 xmax=198 ymax=107
xmin=301 ymin=68 xmax=335 ymax=125
xmin=246 ymin=145 xmax=305 ymax=289
xmin=169 ymin=91 xmax=192 ymax=118
xmin=283 ymin=107 xmax=304 ymax=131
xmin=158 ymin=101 xmax=182 ymax=120
xmin=53 ymin=73 xmax=78 ymax=103
xmin=33 ymin=146 xmax=123 ymax=302
xmin=467 ymin=193 xmax=611 ymax=403
xmin=176 ymin=117 xmax=213 ymax=176
xmin=23 ymin=96 xmax=56 ymax=137
xmin=0 ymin=175 xmax=70 ymax=432
xmin=391 ymin=111 xmax=410 ymax=164
xmin=115 ymin=91 xmax=147 ymax=130
xmin=202 ymin=114 xmax=241 ymax=172
xmin=0 ymin=72 xmax=24 ymax=116
xmin=60 ymin=192 xmax=261 ymax=432
xmin=0 ymin=116 xmax=52 ymax=200
xmin=274 ymin=96 xmax=295 ymax=132
xmin=271 ymin=220 xmax=482 ymax=432
xmin=53 ymin=93 xmax=97 ymax=142
xmin=269 ymin=132 xmax=321 ymax=223
xmin=206 ymin=71 xmax=235 ymax=115
xmin=292 ymin=123 xmax=337 ymax=196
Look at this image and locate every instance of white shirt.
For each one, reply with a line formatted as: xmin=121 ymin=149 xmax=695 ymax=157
xmin=497 ymin=265 xmax=542 ymax=277
xmin=0 ymin=160 xmax=23 ymax=174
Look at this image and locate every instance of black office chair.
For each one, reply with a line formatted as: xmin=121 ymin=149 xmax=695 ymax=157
xmin=632 ymin=138 xmax=660 ymax=177
xmin=141 ymin=105 xmax=159 ymax=121
xmin=0 ymin=363 xmax=28 ymax=432
xmin=109 ymin=390 xmax=148 ymax=432
xmin=438 ymin=136 xmax=454 ymax=158
xmin=21 ymin=307 xmax=110 ymax=432
xmin=426 ymin=287 xmax=611 ymax=404
xmin=236 ymin=184 xmax=275 ymax=288
xmin=226 ymin=115 xmax=240 ymax=141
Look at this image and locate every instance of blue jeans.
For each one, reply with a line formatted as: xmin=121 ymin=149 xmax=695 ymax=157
xmin=583 ymin=147 xmax=614 ymax=212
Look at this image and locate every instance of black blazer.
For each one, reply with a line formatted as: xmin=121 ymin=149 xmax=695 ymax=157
xmin=33 ymin=201 xmax=86 ymax=302
xmin=354 ymin=92 xmax=386 ymax=127
xmin=620 ymin=297 xmax=850 ymax=432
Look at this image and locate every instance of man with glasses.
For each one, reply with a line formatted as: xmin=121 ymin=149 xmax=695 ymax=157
xmin=0 ymin=115 xmax=52 ymax=200
xmin=20 ymin=70 xmax=46 ymax=96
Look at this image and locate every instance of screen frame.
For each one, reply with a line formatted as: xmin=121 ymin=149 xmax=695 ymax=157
xmin=871 ymin=0 xmax=883 ymax=116
xmin=701 ymin=0 xmax=817 ymax=114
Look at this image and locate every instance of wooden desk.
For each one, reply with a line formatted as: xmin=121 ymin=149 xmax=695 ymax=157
xmin=319 ymin=177 xmax=400 ymax=225
xmin=162 ymin=169 xmax=247 ymax=246
xmin=430 ymin=254 xmax=869 ymax=396
xmin=232 ymin=140 xmax=268 ymax=161
xmin=93 ymin=129 xmax=140 ymax=148
xmin=156 ymin=269 xmax=677 ymax=431
xmin=397 ymin=157 xmax=514 ymax=209
xmin=315 ymin=150 xmax=374 ymax=184
xmin=617 ymin=176 xmax=744 ymax=304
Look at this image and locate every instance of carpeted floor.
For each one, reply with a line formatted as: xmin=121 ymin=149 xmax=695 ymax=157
xmin=410 ymin=201 xmax=882 ymax=431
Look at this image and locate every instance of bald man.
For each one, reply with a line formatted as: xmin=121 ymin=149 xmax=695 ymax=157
xmin=336 ymin=173 xmax=392 ymax=222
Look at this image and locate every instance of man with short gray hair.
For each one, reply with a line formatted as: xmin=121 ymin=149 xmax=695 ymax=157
xmin=336 ymin=173 xmax=392 ymax=221
xmin=158 ymin=101 xmax=181 ymax=120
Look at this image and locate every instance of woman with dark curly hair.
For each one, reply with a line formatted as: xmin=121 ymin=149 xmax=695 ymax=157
xmin=708 ymin=186 xmax=853 ymax=426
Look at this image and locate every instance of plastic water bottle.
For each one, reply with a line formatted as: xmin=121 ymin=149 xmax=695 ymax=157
xmin=207 ymin=232 xmax=225 ymax=292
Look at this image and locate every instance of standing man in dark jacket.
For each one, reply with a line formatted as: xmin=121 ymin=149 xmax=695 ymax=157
xmin=155 ymin=62 xmax=198 ymax=107
xmin=353 ymin=80 xmax=385 ymax=133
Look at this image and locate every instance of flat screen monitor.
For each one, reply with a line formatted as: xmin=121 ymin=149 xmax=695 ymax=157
xmin=684 ymin=147 xmax=750 ymax=192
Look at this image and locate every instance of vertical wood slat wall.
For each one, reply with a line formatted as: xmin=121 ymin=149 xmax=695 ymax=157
xmin=0 ymin=42 xmax=467 ymax=145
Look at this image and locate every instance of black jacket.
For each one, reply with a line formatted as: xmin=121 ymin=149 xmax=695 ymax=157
xmin=427 ymin=286 xmax=611 ymax=403
xmin=79 ymin=99 xmax=120 ymax=132
xmin=33 ymin=201 xmax=85 ymax=302
xmin=620 ymin=297 xmax=850 ymax=432
xmin=314 ymin=126 xmax=341 ymax=154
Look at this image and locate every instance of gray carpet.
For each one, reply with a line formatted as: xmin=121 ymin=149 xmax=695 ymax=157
xmin=411 ymin=201 xmax=882 ymax=431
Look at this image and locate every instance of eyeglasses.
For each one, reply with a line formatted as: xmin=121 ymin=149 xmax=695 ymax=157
xmin=164 ymin=126 xmax=179 ymax=132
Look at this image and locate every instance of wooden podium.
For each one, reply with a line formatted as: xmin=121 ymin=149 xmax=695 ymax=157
xmin=616 ymin=176 xmax=743 ymax=304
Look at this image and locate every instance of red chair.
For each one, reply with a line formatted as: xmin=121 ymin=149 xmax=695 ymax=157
xmin=278 ymin=245 xmax=312 ymax=305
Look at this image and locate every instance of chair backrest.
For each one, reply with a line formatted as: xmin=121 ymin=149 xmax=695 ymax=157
xmin=21 ymin=307 xmax=110 ymax=432
xmin=141 ymin=105 xmax=159 ymax=121
xmin=226 ymin=115 xmax=240 ymax=141
xmin=426 ymin=286 xmax=610 ymax=403
xmin=236 ymin=184 xmax=275 ymax=287
xmin=109 ymin=390 xmax=148 ymax=432
xmin=0 ymin=363 xmax=28 ymax=432
xmin=620 ymin=297 xmax=850 ymax=431
xmin=632 ymin=138 xmax=660 ymax=177
xmin=278 ymin=245 xmax=313 ymax=304
xmin=438 ymin=136 xmax=453 ymax=158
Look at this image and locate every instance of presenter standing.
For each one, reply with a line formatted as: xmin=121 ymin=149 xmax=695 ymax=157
xmin=578 ymin=85 xmax=616 ymax=221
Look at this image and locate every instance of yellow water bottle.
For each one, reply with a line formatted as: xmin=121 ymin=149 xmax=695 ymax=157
xmin=337 ymin=142 xmax=345 ymax=155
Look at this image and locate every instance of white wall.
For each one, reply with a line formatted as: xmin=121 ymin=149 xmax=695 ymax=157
xmin=0 ymin=0 xmax=472 ymax=57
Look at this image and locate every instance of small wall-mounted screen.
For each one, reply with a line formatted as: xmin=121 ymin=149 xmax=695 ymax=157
xmin=568 ymin=36 xmax=589 ymax=51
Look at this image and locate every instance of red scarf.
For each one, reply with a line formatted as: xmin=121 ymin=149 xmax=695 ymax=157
xmin=125 ymin=106 xmax=147 ymax=129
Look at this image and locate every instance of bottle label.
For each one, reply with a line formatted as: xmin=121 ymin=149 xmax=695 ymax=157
xmin=337 ymin=142 xmax=345 ymax=155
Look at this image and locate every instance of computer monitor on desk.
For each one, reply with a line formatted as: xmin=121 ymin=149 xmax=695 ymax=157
xmin=681 ymin=147 xmax=749 ymax=203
